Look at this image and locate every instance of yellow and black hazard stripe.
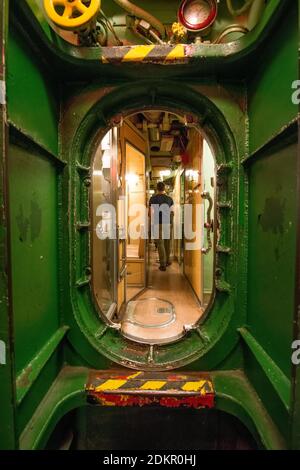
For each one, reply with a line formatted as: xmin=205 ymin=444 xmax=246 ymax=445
xmin=101 ymin=44 xmax=188 ymax=64
xmin=86 ymin=370 xmax=214 ymax=408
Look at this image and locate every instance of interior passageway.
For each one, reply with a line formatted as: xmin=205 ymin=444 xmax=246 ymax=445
xmin=92 ymin=109 xmax=215 ymax=346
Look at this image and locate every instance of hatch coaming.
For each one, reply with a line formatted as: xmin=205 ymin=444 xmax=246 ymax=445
xmin=61 ymin=81 xmax=246 ymax=370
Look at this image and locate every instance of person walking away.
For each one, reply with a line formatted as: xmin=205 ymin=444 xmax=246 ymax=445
xmin=149 ymin=182 xmax=174 ymax=271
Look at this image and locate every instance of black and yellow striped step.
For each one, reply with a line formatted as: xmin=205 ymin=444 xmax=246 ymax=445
xmin=86 ymin=370 xmax=214 ymax=409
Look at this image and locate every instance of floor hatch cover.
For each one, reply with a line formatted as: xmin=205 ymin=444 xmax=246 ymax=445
xmin=121 ymin=298 xmax=186 ymax=345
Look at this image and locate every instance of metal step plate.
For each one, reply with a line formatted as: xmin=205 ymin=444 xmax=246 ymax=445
xmin=86 ymin=370 xmax=214 ymax=409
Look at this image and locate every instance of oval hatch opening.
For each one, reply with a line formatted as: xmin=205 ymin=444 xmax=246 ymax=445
xmin=91 ymin=108 xmax=217 ymax=345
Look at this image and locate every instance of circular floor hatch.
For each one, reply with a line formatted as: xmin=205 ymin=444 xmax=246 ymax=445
xmin=121 ymin=298 xmax=186 ymax=345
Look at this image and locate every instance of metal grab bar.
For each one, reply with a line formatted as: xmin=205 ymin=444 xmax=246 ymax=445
xmin=116 ymin=224 xmax=127 ymax=282
xmin=201 ymin=191 xmax=213 ymax=255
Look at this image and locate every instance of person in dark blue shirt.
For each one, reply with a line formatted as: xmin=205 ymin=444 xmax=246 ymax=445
xmin=149 ymin=182 xmax=174 ymax=271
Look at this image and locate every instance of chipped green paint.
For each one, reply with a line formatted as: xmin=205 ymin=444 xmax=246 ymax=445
xmin=19 ymin=367 xmax=286 ymax=450
xmin=8 ymin=143 xmax=61 ymax=376
xmin=16 ymin=326 xmax=69 ymax=405
xmin=19 ymin=367 xmax=88 ymax=450
xmin=213 ymin=371 xmax=286 ymax=450
xmin=239 ymin=328 xmax=291 ymax=412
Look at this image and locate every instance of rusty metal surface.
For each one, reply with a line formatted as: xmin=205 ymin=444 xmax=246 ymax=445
xmin=86 ymin=370 xmax=214 ymax=409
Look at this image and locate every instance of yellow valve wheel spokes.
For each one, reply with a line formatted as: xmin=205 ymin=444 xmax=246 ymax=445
xmin=43 ymin=0 xmax=101 ymax=31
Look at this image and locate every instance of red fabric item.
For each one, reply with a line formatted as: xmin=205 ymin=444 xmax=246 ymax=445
xmin=181 ymin=151 xmax=190 ymax=165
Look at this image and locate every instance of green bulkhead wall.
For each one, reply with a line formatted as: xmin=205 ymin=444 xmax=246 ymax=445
xmin=6 ymin=25 xmax=63 ymax=438
xmin=246 ymin=2 xmax=298 ymax=444
xmin=1 ymin=0 xmax=298 ymax=450
xmin=7 ymin=28 xmax=59 ymax=155
xmin=60 ymin=80 xmax=247 ymax=372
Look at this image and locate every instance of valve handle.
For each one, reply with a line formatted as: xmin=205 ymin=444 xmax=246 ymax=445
xmin=201 ymin=191 xmax=213 ymax=255
xmin=43 ymin=0 xmax=101 ymax=31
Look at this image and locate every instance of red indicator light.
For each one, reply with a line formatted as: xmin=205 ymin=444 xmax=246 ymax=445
xmin=178 ymin=0 xmax=217 ymax=32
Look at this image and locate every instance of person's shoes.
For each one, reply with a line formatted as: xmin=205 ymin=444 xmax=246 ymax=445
xmin=159 ymin=266 xmax=167 ymax=271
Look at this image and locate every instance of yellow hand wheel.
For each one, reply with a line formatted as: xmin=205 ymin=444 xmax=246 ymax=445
xmin=43 ymin=0 xmax=101 ymax=31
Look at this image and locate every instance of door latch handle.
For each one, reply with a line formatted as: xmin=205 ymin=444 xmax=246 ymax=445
xmin=201 ymin=191 xmax=213 ymax=255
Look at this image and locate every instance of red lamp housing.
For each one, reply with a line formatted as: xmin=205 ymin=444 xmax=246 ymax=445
xmin=178 ymin=0 xmax=218 ymax=32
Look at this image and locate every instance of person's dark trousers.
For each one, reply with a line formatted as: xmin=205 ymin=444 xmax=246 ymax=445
xmin=154 ymin=224 xmax=171 ymax=268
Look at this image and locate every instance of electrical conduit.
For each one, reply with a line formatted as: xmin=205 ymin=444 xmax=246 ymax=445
xmin=113 ymin=0 xmax=166 ymax=38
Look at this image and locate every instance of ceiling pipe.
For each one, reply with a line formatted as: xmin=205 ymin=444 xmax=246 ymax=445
xmin=113 ymin=0 xmax=166 ymax=38
xmin=213 ymin=24 xmax=249 ymax=43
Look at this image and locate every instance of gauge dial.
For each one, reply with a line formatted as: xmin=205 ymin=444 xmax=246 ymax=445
xmin=178 ymin=0 xmax=217 ymax=32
